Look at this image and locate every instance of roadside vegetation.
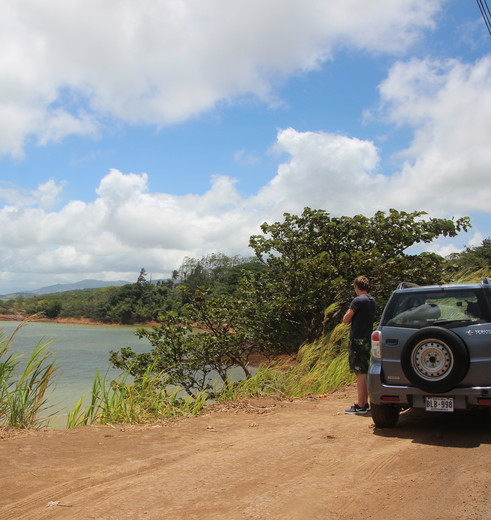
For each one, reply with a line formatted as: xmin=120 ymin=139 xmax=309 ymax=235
xmin=0 ymin=324 xmax=57 ymax=429
xmin=1 ymin=207 xmax=490 ymax=430
xmin=66 ymin=366 xmax=208 ymax=428
xmin=108 ymin=208 xmax=471 ymax=394
xmin=220 ymin=303 xmax=353 ymax=401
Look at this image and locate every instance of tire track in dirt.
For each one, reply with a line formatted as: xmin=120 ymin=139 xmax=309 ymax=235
xmin=0 ymin=451 xmax=188 ymax=520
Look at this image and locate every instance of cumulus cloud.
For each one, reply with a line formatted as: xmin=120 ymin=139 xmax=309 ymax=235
xmin=3 ymin=0 xmax=490 ymax=292
xmin=252 ymin=128 xmax=384 ymax=216
xmin=0 ymin=179 xmax=64 ymax=210
xmin=0 ymin=168 xmax=258 ymax=290
xmin=2 ymin=71 xmax=491 ymax=291
xmin=378 ymin=56 xmax=491 ymax=213
xmin=0 ymin=0 xmax=441 ymax=157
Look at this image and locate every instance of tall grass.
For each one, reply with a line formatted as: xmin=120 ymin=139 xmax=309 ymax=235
xmin=223 ymin=304 xmax=355 ymax=400
xmin=0 ymin=327 xmax=58 ymax=429
xmin=447 ymin=266 xmax=490 ymax=283
xmin=66 ymin=364 xmax=208 ymax=428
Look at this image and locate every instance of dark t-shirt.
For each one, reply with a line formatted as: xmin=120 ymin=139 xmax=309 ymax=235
xmin=349 ymin=293 xmax=376 ymax=339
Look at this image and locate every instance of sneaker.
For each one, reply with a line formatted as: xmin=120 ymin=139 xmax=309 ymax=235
xmin=344 ymin=403 xmax=370 ymax=415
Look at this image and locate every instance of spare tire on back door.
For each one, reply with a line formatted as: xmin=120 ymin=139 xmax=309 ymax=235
xmin=400 ymin=326 xmax=470 ymax=393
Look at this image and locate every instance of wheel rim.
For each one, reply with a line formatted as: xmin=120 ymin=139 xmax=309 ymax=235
xmin=411 ymin=339 xmax=454 ymax=381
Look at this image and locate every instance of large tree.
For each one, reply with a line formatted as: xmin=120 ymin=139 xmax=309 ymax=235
xmin=110 ymin=287 xmax=258 ymax=398
xmin=241 ymin=208 xmax=470 ymax=351
xmin=110 ymin=207 xmax=470 ymax=394
xmin=176 ymin=253 xmax=263 ymax=298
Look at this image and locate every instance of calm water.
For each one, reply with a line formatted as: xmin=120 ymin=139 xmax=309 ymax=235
xmin=0 ymin=321 xmax=151 ymax=428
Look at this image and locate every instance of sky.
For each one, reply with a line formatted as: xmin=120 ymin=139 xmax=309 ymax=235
xmin=1 ymin=0 xmax=491 ymax=293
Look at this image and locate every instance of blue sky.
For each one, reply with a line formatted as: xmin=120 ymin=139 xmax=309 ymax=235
xmin=1 ymin=0 xmax=491 ymax=293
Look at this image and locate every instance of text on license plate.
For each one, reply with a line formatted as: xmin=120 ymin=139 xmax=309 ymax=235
xmin=425 ymin=397 xmax=454 ymax=412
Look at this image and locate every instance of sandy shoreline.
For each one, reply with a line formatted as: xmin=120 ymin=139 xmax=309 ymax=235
xmin=0 ymin=314 xmax=160 ymax=326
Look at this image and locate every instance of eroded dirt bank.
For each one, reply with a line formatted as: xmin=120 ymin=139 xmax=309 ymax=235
xmin=1 ymin=386 xmax=490 ymax=520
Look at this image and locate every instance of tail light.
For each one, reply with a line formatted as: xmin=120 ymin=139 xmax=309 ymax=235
xmin=371 ymin=330 xmax=381 ymax=359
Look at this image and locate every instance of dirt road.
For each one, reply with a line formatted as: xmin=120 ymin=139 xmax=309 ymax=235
xmin=1 ymin=386 xmax=490 ymax=520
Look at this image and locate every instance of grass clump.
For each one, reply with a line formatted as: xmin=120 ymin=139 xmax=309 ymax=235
xmin=66 ymin=364 xmax=208 ymax=428
xmin=0 ymin=325 xmax=58 ymax=429
xmin=223 ymin=305 xmax=355 ymax=401
xmin=447 ymin=266 xmax=491 ymax=284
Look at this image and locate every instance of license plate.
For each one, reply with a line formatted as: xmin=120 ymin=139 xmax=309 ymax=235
xmin=425 ymin=397 xmax=454 ymax=412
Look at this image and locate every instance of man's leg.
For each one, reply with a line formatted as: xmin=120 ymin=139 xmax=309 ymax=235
xmin=356 ymin=373 xmax=368 ymax=407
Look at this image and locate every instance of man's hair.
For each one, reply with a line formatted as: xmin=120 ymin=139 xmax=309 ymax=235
xmin=354 ymin=275 xmax=370 ymax=291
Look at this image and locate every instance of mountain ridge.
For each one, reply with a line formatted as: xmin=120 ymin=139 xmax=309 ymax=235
xmin=1 ymin=279 xmax=131 ymax=300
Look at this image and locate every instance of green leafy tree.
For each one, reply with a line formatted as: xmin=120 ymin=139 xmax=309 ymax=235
xmin=447 ymin=237 xmax=491 ymax=270
xmin=110 ymin=287 xmax=258 ymax=398
xmin=44 ymin=300 xmax=62 ymax=319
xmin=110 ymin=207 xmax=470 ymax=394
xmin=177 ymin=253 xmax=261 ymax=298
xmin=136 ymin=267 xmax=149 ymax=288
xmin=242 ymin=208 xmax=470 ymax=351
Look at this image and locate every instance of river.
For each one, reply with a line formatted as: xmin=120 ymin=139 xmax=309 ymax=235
xmin=0 ymin=321 xmax=152 ymax=428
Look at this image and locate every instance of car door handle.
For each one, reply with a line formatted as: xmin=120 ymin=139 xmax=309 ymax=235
xmin=385 ymin=339 xmax=399 ymax=346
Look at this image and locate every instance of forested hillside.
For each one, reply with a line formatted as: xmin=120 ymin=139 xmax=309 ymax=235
xmin=0 ymin=254 xmax=263 ymax=324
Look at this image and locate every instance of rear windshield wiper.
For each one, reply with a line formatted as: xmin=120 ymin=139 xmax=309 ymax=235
xmin=432 ymin=318 xmax=475 ymax=325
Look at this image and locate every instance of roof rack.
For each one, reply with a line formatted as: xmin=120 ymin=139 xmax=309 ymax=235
xmin=397 ymin=282 xmax=420 ymax=290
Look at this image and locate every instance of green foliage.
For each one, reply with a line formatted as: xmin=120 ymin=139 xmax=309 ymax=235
xmin=15 ymin=279 xmax=181 ymax=325
xmin=227 ymin=312 xmax=354 ymax=400
xmin=44 ymin=300 xmax=62 ymax=319
xmin=444 ymin=266 xmax=491 ymax=284
xmin=109 ymin=288 xmax=260 ymax=399
xmin=66 ymin=364 xmax=208 ymax=428
xmin=0 ymin=326 xmax=58 ymax=429
xmin=109 ymin=208 xmax=471 ymax=398
xmin=447 ymin=237 xmax=491 ymax=270
xmin=0 ymin=299 xmax=20 ymax=316
xmin=242 ymin=207 xmax=470 ymax=352
xmin=13 ymin=256 xmax=261 ymax=325
xmin=176 ymin=253 xmax=265 ymax=299
xmin=1 ymin=207 xmax=473 ymax=430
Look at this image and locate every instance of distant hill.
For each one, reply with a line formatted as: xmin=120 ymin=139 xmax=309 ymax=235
xmin=1 ymin=279 xmax=131 ymax=300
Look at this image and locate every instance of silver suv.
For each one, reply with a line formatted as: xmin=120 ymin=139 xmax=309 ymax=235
xmin=368 ymin=278 xmax=491 ymax=427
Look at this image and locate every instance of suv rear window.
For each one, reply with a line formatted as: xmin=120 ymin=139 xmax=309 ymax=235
xmin=384 ymin=289 xmax=484 ymax=328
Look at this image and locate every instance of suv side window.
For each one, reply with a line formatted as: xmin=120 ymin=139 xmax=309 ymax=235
xmin=384 ymin=290 xmax=483 ymax=328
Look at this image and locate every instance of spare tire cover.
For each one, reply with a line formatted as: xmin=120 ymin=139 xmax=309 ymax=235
xmin=400 ymin=326 xmax=469 ymax=393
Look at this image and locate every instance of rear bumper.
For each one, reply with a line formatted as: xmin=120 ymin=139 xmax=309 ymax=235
xmin=368 ymin=361 xmax=491 ymax=409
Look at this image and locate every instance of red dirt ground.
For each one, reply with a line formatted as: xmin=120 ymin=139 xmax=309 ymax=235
xmin=1 ymin=385 xmax=491 ymax=520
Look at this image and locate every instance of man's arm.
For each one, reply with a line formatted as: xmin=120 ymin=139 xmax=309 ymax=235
xmin=343 ymin=308 xmax=355 ymax=324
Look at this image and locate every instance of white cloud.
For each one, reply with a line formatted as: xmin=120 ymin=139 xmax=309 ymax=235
xmin=0 ymin=0 xmax=442 ymax=157
xmin=3 ymin=2 xmax=491 ymax=293
xmin=0 ymin=179 xmax=64 ymax=210
xmin=378 ymin=56 xmax=491 ymax=213
xmin=0 ymin=106 xmax=487 ymax=293
xmin=234 ymin=149 xmax=260 ymax=166
xmin=33 ymin=180 xmax=65 ymax=209
xmin=253 ymin=128 xmax=384 ymax=216
xmin=468 ymin=231 xmax=485 ymax=248
xmin=0 ymin=168 xmax=259 ymax=291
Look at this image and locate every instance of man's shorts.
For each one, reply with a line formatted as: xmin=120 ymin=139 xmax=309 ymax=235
xmin=348 ymin=337 xmax=371 ymax=374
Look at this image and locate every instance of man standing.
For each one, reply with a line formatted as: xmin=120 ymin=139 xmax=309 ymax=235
xmin=342 ymin=276 xmax=376 ymax=415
